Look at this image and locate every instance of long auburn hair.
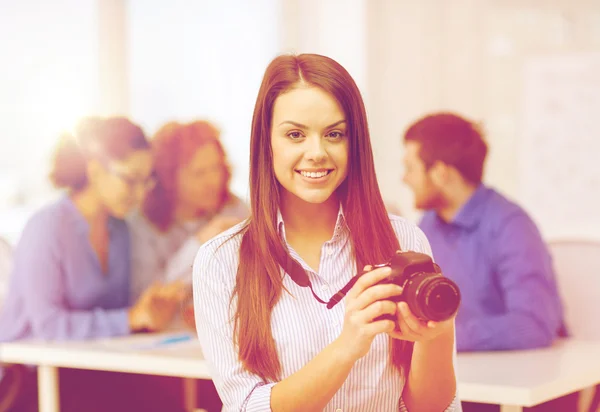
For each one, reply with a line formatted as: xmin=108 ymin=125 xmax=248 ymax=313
xmin=234 ymin=54 xmax=413 ymax=382
xmin=142 ymin=120 xmax=232 ymax=232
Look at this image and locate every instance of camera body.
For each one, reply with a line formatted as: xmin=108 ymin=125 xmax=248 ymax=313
xmin=374 ymin=251 xmax=461 ymax=323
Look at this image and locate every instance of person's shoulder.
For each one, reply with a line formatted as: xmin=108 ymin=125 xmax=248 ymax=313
xmin=388 ymin=213 xmax=430 ymax=253
xmin=418 ymin=210 xmax=437 ymax=228
xmin=483 ymin=187 xmax=537 ymax=229
xmin=23 ymin=197 xmax=70 ymax=234
xmin=193 ymin=220 xmax=246 ymax=285
xmin=388 ymin=213 xmax=421 ymax=235
xmin=15 ymin=197 xmax=71 ymax=250
xmin=200 ymin=220 xmax=245 ymax=251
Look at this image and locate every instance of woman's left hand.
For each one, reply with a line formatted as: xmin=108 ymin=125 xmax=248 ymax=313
xmin=388 ymin=302 xmax=454 ymax=342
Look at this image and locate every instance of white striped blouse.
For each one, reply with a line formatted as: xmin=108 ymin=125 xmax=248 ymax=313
xmin=193 ymin=209 xmax=460 ymax=411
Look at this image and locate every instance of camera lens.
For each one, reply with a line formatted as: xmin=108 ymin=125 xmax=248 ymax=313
xmin=402 ymin=272 xmax=461 ymax=322
xmin=417 ymin=276 xmax=461 ymax=322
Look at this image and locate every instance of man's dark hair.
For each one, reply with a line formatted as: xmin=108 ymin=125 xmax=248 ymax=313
xmin=404 ymin=112 xmax=488 ymax=184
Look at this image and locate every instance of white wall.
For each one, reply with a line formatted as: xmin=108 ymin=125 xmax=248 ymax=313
xmin=0 ymin=0 xmax=98 ymax=200
xmin=365 ymin=0 xmax=600 ymax=240
xmin=98 ymin=0 xmax=129 ymax=115
xmin=280 ymin=0 xmax=368 ymax=95
xmin=127 ymin=0 xmax=280 ymax=200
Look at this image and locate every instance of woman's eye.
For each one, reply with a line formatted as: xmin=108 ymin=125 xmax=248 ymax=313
xmin=287 ymin=131 xmax=303 ymax=140
xmin=327 ymin=131 xmax=343 ymax=139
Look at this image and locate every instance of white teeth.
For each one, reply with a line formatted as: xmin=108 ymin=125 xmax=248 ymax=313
xmin=300 ymin=170 xmax=329 ymax=178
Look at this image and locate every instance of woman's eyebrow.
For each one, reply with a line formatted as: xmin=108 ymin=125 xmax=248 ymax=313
xmin=277 ymin=119 xmax=346 ymax=128
xmin=278 ymin=120 xmax=307 ymax=128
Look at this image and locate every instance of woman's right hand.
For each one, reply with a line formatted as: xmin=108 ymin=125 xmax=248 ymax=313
xmin=337 ymin=265 xmax=403 ymax=361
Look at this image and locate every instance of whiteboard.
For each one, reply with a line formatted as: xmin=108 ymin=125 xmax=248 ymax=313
xmin=520 ymin=53 xmax=600 ymax=241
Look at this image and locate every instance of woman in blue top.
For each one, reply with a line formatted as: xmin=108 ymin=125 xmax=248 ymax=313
xmin=0 ymin=117 xmax=182 ymax=411
xmin=0 ymin=116 xmax=179 ymax=341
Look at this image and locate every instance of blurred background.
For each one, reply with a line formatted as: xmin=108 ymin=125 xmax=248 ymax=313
xmin=1 ymin=0 xmax=599 ymax=244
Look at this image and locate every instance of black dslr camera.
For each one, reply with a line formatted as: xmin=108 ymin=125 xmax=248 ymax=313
xmin=373 ymin=251 xmax=461 ymax=322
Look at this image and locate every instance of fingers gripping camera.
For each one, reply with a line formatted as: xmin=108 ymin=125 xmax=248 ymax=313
xmin=280 ymin=247 xmax=461 ymax=321
xmin=373 ymin=251 xmax=461 ymax=323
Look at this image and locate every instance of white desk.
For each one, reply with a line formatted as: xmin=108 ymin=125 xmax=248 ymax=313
xmin=0 ymin=332 xmax=211 ymax=412
xmin=457 ymin=339 xmax=600 ymax=412
xmin=4 ymin=335 xmax=600 ymax=412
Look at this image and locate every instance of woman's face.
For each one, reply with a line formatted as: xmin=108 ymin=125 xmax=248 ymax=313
xmin=270 ymin=86 xmax=349 ymax=206
xmin=176 ymin=143 xmax=228 ymax=214
xmin=91 ymin=149 xmax=154 ymax=218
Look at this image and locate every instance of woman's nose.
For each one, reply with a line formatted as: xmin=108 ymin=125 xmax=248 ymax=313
xmin=305 ymin=136 xmax=327 ymax=163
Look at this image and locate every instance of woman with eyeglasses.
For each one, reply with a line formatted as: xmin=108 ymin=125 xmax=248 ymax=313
xmin=192 ymin=54 xmax=459 ymax=412
xmin=0 ymin=117 xmax=183 ymax=411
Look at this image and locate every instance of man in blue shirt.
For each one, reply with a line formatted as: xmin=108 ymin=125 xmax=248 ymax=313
xmin=401 ymin=112 xmax=565 ymax=352
xmin=401 ymin=113 xmax=578 ymax=411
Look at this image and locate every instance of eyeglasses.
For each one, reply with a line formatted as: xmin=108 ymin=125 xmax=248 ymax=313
xmin=105 ymin=164 xmax=156 ymax=191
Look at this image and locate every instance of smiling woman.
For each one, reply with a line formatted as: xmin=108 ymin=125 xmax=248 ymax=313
xmin=192 ymin=54 xmax=459 ymax=412
xmin=271 ymin=87 xmax=349 ymax=208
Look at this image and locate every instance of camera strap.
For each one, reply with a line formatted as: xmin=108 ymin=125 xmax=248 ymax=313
xmin=279 ymin=251 xmax=360 ymax=309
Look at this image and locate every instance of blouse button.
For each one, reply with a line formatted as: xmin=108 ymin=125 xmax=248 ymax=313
xmin=335 ymin=409 xmax=343 ymax=412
